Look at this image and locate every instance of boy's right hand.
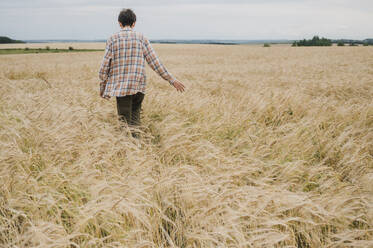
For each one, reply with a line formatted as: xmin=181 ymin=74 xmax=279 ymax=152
xmin=100 ymin=86 xmax=110 ymax=100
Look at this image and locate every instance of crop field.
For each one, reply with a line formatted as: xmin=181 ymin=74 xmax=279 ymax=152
xmin=0 ymin=44 xmax=372 ymax=247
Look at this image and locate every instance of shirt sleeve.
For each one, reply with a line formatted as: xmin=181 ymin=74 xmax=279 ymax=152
xmin=98 ymin=38 xmax=113 ymax=91
xmin=142 ymin=37 xmax=177 ymax=85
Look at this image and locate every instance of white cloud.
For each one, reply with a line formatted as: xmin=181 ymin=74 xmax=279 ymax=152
xmin=0 ymin=0 xmax=372 ymax=40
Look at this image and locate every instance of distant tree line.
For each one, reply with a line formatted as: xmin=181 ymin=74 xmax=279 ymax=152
xmin=292 ymin=36 xmax=332 ymax=46
xmin=335 ymin=39 xmax=373 ymax=46
xmin=292 ymin=36 xmax=373 ymax=47
xmin=0 ymin=36 xmax=25 ymax=44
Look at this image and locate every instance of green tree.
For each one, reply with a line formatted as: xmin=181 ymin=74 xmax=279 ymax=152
xmin=292 ymin=36 xmax=332 ymax=47
xmin=0 ymin=36 xmax=25 ymax=44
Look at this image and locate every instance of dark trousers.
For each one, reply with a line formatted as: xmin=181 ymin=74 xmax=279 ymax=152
xmin=116 ymin=92 xmax=145 ymax=127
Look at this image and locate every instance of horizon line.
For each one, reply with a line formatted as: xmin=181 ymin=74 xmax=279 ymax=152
xmin=21 ymin=37 xmax=373 ymax=42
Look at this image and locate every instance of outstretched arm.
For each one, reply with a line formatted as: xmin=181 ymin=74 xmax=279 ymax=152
xmin=98 ymin=38 xmax=113 ymax=98
xmin=142 ymin=37 xmax=185 ymax=92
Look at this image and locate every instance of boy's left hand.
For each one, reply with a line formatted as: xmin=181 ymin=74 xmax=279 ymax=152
xmin=172 ymin=79 xmax=186 ymax=93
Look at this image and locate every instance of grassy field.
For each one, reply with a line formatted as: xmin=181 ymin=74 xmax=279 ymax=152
xmin=0 ymin=44 xmax=372 ymax=247
xmin=0 ymin=42 xmax=106 ymax=50
xmin=0 ymin=48 xmax=104 ymax=55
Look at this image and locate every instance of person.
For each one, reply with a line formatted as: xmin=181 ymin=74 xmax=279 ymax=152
xmin=98 ymin=8 xmax=185 ymax=137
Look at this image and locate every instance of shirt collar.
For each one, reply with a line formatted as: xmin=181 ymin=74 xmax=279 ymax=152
xmin=121 ymin=27 xmax=132 ymax=31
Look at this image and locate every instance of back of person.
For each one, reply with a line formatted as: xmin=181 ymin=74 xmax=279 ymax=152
xmin=103 ymin=28 xmax=149 ymax=96
xmin=98 ymin=8 xmax=185 ymax=137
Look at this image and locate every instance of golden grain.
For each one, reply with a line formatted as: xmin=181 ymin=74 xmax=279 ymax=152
xmin=0 ymin=44 xmax=372 ymax=247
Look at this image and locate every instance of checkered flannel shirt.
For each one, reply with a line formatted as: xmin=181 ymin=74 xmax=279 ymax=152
xmin=99 ymin=27 xmax=177 ymax=97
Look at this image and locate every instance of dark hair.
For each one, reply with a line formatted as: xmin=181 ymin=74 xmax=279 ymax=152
xmin=118 ymin=9 xmax=136 ymax=26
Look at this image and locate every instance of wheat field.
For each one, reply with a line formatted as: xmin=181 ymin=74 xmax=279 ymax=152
xmin=0 ymin=44 xmax=372 ymax=247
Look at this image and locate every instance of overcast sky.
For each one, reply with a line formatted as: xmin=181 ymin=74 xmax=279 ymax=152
xmin=0 ymin=0 xmax=372 ymax=40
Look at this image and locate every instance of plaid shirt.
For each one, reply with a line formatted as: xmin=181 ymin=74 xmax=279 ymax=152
xmin=99 ymin=27 xmax=177 ymax=97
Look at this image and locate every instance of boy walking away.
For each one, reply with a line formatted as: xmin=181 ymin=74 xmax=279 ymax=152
xmin=99 ymin=9 xmax=185 ymax=137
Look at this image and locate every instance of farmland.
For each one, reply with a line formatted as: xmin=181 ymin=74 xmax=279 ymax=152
xmin=0 ymin=44 xmax=372 ymax=247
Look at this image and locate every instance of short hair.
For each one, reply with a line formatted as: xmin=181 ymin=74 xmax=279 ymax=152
xmin=118 ymin=9 xmax=136 ymax=26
